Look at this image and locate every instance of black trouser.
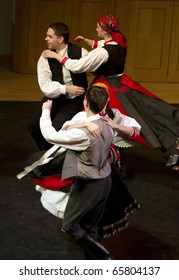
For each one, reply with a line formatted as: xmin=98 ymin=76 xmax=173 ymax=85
xmin=62 ymin=175 xmax=113 ymax=259
xmin=27 ymin=95 xmax=84 ymax=150
xmin=62 ymin=175 xmax=112 ymax=240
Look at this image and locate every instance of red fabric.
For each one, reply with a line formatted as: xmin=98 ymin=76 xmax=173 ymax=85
xmin=98 ymin=15 xmax=120 ymax=33
xmin=108 ymin=144 xmax=121 ymax=164
xmin=93 ymin=40 xmax=98 ymax=49
xmin=97 ymin=15 xmax=127 ymax=48
xmin=61 ymin=57 xmax=68 ymax=65
xmin=32 ymin=175 xmax=74 ymax=190
xmin=92 ymin=76 xmax=150 ymax=147
xmin=112 ymin=33 xmax=127 ymax=48
xmin=121 ymin=74 xmax=162 ymax=100
xmin=111 ymin=144 xmax=121 ymax=159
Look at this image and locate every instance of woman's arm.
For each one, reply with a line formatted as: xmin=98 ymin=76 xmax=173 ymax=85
xmin=42 ymin=46 xmax=108 ymax=73
xmin=102 ymin=116 xmax=134 ymax=138
xmin=74 ymin=35 xmax=94 ymax=48
xmin=111 ymin=108 xmax=141 ymax=136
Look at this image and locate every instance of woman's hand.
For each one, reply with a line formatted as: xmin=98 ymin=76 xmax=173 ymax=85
xmin=74 ymin=36 xmax=93 ymax=47
xmin=74 ymin=35 xmax=86 ymax=43
xmin=42 ymin=50 xmax=57 ymax=58
xmin=102 ymin=116 xmax=134 ymax=137
xmin=42 ymin=50 xmax=62 ymax=61
xmin=101 ymin=116 xmax=116 ymax=129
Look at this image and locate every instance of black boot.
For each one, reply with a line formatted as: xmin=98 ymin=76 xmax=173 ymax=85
xmin=76 ymin=234 xmax=114 ymax=260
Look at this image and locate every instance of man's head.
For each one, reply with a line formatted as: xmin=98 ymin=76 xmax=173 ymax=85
xmin=84 ymin=86 xmax=109 ymax=114
xmin=45 ymin=22 xmax=69 ymax=51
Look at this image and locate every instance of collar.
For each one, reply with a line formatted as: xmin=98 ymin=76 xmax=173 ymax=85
xmin=59 ymin=46 xmax=68 ymax=56
xmin=104 ymin=40 xmax=118 ymax=45
xmin=85 ymin=114 xmax=101 ymax=122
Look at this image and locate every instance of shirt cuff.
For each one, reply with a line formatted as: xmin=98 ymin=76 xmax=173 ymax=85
xmin=61 ymin=57 xmax=68 ymax=64
xmin=60 ymin=84 xmax=66 ymax=94
xmin=42 ymin=109 xmax=51 ymax=116
xmin=92 ymin=40 xmax=98 ymax=49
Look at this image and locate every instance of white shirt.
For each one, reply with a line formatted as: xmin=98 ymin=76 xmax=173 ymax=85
xmin=40 ymin=108 xmax=141 ymax=147
xmin=40 ymin=109 xmax=102 ymax=148
xmin=37 ymin=46 xmax=88 ymax=98
xmin=63 ymin=40 xmax=118 ymax=73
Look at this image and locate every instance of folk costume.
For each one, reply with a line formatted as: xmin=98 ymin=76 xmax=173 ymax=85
xmin=28 ymin=43 xmax=88 ymax=150
xmin=17 ymin=108 xmax=141 ymax=242
xmin=60 ymin=15 xmax=179 ymax=169
xmin=27 ymin=106 xmax=119 ymax=259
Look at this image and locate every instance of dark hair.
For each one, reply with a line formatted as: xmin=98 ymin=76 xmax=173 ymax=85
xmin=86 ymin=86 xmax=108 ymax=113
xmin=49 ymin=22 xmax=69 ymax=43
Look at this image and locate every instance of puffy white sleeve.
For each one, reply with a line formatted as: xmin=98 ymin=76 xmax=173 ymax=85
xmin=37 ymin=56 xmax=66 ymax=98
xmin=40 ymin=109 xmax=88 ymax=146
xmin=112 ymin=108 xmax=141 ymax=135
xmin=62 ymin=47 xmax=109 ymax=73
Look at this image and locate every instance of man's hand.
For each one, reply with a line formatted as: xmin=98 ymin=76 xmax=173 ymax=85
xmin=42 ymin=99 xmax=53 ymax=110
xmin=66 ymin=85 xmax=85 ymax=96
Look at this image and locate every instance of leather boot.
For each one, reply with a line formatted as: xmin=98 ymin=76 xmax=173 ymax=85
xmin=76 ymin=234 xmax=114 ymax=260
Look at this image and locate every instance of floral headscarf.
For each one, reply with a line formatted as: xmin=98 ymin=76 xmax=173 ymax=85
xmin=97 ymin=15 xmax=127 ymax=48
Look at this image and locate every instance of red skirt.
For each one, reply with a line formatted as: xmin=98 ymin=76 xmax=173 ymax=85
xmin=92 ymin=74 xmax=179 ymax=151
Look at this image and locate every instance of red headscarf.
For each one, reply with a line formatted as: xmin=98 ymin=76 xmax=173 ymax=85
xmin=97 ymin=15 xmax=127 ymax=48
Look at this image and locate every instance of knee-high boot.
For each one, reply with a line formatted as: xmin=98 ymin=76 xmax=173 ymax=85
xmin=76 ymin=234 xmax=114 ymax=260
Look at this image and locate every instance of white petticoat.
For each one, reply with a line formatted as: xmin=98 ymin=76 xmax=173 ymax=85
xmin=35 ymin=185 xmax=70 ymax=219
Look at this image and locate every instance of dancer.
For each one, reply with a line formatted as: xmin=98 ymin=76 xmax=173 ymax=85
xmin=18 ymin=86 xmax=141 ymax=259
xmin=27 ymin=22 xmax=88 ymax=150
xmin=42 ymin=15 xmax=179 ymax=169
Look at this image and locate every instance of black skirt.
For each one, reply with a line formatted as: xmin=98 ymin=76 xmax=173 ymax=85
xmin=98 ymin=164 xmax=140 ymax=238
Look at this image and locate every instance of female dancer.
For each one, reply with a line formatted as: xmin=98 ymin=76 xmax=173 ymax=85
xmin=42 ymin=15 xmax=179 ymax=170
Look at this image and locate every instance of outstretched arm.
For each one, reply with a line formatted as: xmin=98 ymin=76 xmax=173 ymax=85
xmin=42 ymin=46 xmax=108 ymax=73
xmin=74 ymin=35 xmax=93 ymax=48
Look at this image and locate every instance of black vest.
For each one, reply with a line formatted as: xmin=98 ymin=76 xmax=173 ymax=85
xmin=48 ymin=43 xmax=88 ymax=90
xmin=95 ymin=44 xmax=126 ymax=76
